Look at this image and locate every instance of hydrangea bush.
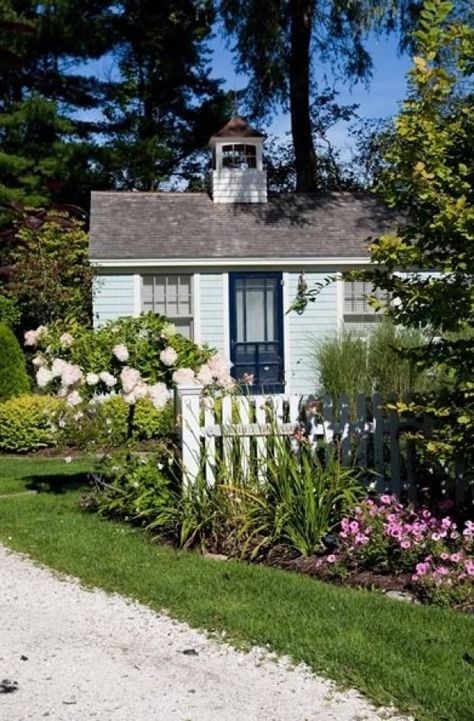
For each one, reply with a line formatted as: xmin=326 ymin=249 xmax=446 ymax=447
xmin=24 ymin=313 xmax=235 ymax=412
xmin=316 ymin=494 xmax=473 ymax=610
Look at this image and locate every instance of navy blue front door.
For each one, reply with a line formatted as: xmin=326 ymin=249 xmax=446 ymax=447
xmin=229 ymin=272 xmax=284 ymax=393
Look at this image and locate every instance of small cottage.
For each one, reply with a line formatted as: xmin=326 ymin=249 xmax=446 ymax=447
xmin=89 ymin=116 xmax=395 ymax=394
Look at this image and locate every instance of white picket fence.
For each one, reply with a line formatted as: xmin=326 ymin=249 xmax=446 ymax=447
xmin=174 ymin=384 xmax=430 ymax=499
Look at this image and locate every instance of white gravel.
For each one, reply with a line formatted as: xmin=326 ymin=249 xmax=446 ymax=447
xmin=0 ymin=544 xmax=412 ymax=721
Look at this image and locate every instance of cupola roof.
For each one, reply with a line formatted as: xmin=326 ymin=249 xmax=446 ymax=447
xmin=210 ymin=115 xmax=265 ymax=140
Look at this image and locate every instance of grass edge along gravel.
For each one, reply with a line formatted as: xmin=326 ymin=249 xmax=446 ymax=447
xmin=0 ymin=457 xmax=473 ymax=721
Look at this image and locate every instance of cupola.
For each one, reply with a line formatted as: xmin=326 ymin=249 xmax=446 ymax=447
xmin=209 ymin=116 xmax=267 ymax=203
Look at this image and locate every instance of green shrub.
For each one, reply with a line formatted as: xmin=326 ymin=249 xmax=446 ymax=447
xmin=0 ymin=296 xmax=20 ymax=328
xmin=0 ymin=394 xmax=65 ymax=452
xmin=61 ymin=396 xmax=175 ymax=449
xmin=0 ymin=322 xmax=30 ymax=401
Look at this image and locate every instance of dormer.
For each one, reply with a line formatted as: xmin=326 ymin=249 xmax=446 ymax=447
xmin=209 ymin=116 xmax=267 ymax=203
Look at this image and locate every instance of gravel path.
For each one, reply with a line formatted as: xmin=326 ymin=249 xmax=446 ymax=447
xmin=0 ymin=544 xmax=411 ymax=721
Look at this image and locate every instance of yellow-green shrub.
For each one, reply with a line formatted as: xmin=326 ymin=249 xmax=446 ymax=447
xmin=0 ymin=395 xmax=65 ymax=452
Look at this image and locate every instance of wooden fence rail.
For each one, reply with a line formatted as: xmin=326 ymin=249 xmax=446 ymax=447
xmin=174 ymin=385 xmax=465 ymax=504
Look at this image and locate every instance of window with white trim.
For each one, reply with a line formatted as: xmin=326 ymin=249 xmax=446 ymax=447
xmin=142 ymin=274 xmax=193 ymax=339
xmin=222 ymin=143 xmax=257 ymax=169
xmin=344 ymin=280 xmax=389 ymax=323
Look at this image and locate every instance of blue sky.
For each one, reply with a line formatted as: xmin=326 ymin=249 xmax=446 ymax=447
xmin=209 ymin=27 xmax=413 ymax=156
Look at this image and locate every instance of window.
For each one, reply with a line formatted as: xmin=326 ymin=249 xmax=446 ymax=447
xmin=344 ymin=280 xmax=389 ymax=323
xmin=222 ymin=143 xmax=256 ymax=169
xmin=142 ymin=274 xmax=193 ymax=339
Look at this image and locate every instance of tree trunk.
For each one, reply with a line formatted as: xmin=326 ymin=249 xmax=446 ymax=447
xmin=289 ymin=0 xmax=317 ymax=192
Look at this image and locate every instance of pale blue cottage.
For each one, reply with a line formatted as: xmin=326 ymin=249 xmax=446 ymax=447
xmin=89 ymin=116 xmax=394 ymax=394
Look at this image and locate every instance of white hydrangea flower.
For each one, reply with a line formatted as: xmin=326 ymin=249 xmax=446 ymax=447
xmin=159 ymin=346 xmax=178 ymax=366
xmin=60 ymin=362 xmax=83 ymax=387
xmin=66 ymin=390 xmax=82 ymax=407
xmin=196 ymin=364 xmax=213 ymax=386
xmin=161 ymin=322 xmax=176 ymax=338
xmin=51 ymin=358 xmax=67 ymax=378
xmin=24 ymin=330 xmax=39 ymax=347
xmin=99 ymin=371 xmax=117 ymax=388
xmin=32 ymin=355 xmax=45 ymax=368
xmin=36 ymin=367 xmax=53 ymax=388
xmin=85 ymin=372 xmax=99 ymax=386
xmin=120 ymin=366 xmax=141 ymax=394
xmin=172 ymin=367 xmax=196 ymax=386
xmin=113 ymin=344 xmax=129 ymax=362
xmin=147 ymin=382 xmax=170 ymax=409
xmin=59 ymin=332 xmax=74 ymax=349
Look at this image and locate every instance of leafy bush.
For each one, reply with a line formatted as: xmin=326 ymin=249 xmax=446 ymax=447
xmin=61 ymin=396 xmax=175 ymax=449
xmin=0 ymin=322 xmax=30 ymax=401
xmin=90 ymin=451 xmax=216 ymax=548
xmin=0 ymin=394 xmax=65 ymax=451
xmin=0 ymin=296 xmax=21 ymax=327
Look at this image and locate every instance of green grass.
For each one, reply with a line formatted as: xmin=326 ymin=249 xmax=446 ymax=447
xmin=0 ymin=458 xmax=473 ymax=721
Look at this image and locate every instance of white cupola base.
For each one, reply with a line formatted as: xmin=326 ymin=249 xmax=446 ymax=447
xmin=209 ymin=116 xmax=267 ymax=204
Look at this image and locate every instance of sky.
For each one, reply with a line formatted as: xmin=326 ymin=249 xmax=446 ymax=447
xmin=209 ymin=25 xmax=413 ymax=157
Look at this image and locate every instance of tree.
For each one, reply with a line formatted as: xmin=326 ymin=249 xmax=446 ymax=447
xmin=0 ymin=1 xmax=114 ymax=208
xmin=102 ymin=0 xmax=230 ymax=190
xmin=220 ymin=0 xmax=403 ymax=192
xmin=363 ymin=0 xmax=474 ymax=485
xmin=3 ymin=208 xmax=93 ymax=330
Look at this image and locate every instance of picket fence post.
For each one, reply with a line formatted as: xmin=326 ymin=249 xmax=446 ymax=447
xmin=175 ymin=384 xmax=203 ymax=487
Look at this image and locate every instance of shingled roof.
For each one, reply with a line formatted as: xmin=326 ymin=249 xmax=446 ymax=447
xmin=89 ymin=191 xmax=397 ymax=261
xmin=210 ymin=115 xmax=265 ymax=139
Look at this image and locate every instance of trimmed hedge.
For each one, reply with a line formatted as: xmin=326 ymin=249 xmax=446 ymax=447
xmin=0 ymin=323 xmax=30 ymax=401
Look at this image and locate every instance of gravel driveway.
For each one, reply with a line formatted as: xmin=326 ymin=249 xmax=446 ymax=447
xmin=0 ymin=544 xmax=411 ymax=721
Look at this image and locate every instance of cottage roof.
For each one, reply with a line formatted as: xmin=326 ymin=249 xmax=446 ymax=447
xmin=89 ymin=191 xmax=397 ymax=261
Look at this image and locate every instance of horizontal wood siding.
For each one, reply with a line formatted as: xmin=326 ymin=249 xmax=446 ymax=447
xmin=287 ymin=273 xmax=338 ymax=394
xmin=199 ymin=273 xmax=226 ymax=353
xmin=93 ymin=274 xmax=135 ymax=328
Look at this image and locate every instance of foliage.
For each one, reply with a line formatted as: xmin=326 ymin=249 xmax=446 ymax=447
xmin=315 ymin=494 xmax=474 ymax=610
xmin=360 ymin=0 xmax=474 ymax=483
xmin=0 ymin=321 xmax=29 ymax=401
xmin=0 ymin=295 xmax=20 ymax=327
xmin=0 ymin=394 xmax=65 ymax=451
xmin=4 ymin=217 xmax=93 ymax=330
xmin=219 ymin=1 xmax=416 ymax=191
xmin=61 ymin=397 xmax=175 ymax=450
xmin=223 ymin=439 xmax=364 ymax=558
xmin=313 ymin=321 xmax=431 ymax=402
xmin=91 ymin=451 xmax=217 ymax=549
xmin=25 ymin=313 xmax=232 ymax=415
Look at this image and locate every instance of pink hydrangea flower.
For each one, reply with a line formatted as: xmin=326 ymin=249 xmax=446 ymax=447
xmin=60 ymin=362 xmax=83 ymax=387
xmin=147 ymin=383 xmax=170 ymax=410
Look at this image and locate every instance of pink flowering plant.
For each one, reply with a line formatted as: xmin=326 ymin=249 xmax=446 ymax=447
xmin=316 ymin=494 xmax=473 ymax=609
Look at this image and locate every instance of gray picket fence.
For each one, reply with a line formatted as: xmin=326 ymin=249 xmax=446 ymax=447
xmin=174 ymin=385 xmax=466 ymax=504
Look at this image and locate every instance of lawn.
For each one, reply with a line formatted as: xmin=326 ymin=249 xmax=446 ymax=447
xmin=0 ymin=456 xmax=473 ymax=721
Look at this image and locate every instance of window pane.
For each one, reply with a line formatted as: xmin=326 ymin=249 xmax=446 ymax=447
xmin=141 ymin=275 xmax=193 ymax=338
